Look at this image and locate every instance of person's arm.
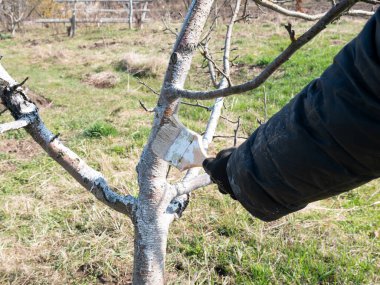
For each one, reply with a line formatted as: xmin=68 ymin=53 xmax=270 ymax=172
xmin=204 ymin=9 xmax=380 ymax=221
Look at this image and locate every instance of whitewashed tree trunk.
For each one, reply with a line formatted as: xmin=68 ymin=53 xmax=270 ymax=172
xmin=132 ymin=1 xmax=214 ymax=283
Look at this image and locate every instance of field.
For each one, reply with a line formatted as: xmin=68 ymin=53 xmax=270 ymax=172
xmin=0 ymin=12 xmax=379 ymax=285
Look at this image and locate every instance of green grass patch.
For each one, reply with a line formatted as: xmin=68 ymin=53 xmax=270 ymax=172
xmin=83 ymin=121 xmax=118 ymax=138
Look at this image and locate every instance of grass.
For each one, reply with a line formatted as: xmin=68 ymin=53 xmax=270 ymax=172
xmin=83 ymin=121 xmax=119 ymax=138
xmin=0 ymin=13 xmax=379 ymax=285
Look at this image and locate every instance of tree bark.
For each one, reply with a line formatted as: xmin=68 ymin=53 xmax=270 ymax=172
xmin=132 ymin=1 xmax=215 ymax=284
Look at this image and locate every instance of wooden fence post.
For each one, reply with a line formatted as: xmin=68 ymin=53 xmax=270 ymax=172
xmin=129 ymin=0 xmax=133 ymax=29
xmin=69 ymin=0 xmax=77 ymax=37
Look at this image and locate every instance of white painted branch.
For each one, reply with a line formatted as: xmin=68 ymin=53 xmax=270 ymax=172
xmin=169 ymin=0 xmax=241 ymax=206
xmin=0 ymin=63 xmax=136 ymax=218
xmin=169 ymin=0 xmax=360 ymax=100
xmin=174 ymin=174 xmax=212 ymax=196
xmin=254 ymin=0 xmax=373 ymax=20
xmin=0 ymin=119 xmax=29 ymax=133
xmin=202 ymin=0 xmax=240 ymax=148
xmin=347 ymin=9 xmax=374 ymax=17
xmin=254 ymin=0 xmax=325 ymax=21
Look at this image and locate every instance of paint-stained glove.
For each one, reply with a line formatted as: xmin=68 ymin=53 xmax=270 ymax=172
xmin=203 ymin=148 xmax=236 ymax=199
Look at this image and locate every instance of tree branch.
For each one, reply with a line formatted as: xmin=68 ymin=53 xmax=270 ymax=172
xmin=168 ymin=0 xmax=242 ymax=213
xmin=200 ymin=46 xmax=232 ymax=87
xmin=173 ymin=174 xmax=212 ymax=197
xmin=254 ymin=0 xmax=326 ymax=21
xmin=0 ymin=63 xmax=136 ymax=218
xmin=202 ymin=42 xmax=219 ymax=88
xmin=347 ymin=9 xmax=375 ymax=17
xmin=361 ymin=0 xmax=380 ymax=4
xmin=169 ymin=0 xmax=360 ymax=100
xmin=138 ymin=79 xmax=159 ymax=96
xmin=0 ymin=118 xmax=29 ymax=133
xmin=162 ymin=17 xmax=178 ymax=37
xmin=139 ymin=100 xmax=155 ymax=112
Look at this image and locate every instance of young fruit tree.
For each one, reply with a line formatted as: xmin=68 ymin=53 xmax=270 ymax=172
xmin=0 ymin=0 xmax=374 ymax=283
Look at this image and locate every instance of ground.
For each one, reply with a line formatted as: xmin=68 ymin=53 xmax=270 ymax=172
xmin=0 ymin=8 xmax=379 ymax=285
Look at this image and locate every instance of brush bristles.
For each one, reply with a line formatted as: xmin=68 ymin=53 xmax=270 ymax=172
xmin=152 ymin=117 xmax=184 ymax=159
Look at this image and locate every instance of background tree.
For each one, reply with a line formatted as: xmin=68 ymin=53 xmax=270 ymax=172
xmin=0 ymin=0 xmax=43 ymax=35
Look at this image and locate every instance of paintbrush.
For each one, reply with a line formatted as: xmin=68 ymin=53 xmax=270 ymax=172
xmin=152 ymin=115 xmax=208 ymax=171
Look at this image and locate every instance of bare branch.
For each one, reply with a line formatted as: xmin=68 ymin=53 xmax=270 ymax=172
xmin=139 ymin=100 xmax=155 ymax=112
xmin=254 ymin=0 xmax=374 ymax=20
xmin=0 ymin=119 xmax=29 ymax=133
xmin=169 ymin=0 xmax=360 ymax=100
xmin=264 ymin=86 xmax=268 ymax=122
xmin=214 ymin=134 xmax=248 ymax=140
xmin=181 ymin=100 xmax=239 ymax=123
xmin=0 ymin=107 xmax=8 ymax=115
xmin=138 ymin=79 xmax=159 ymax=96
xmin=284 ymin=22 xmax=296 ymax=42
xmin=233 ymin=117 xmax=241 ymax=146
xmin=200 ymin=46 xmax=233 ymax=87
xmin=181 ymin=100 xmax=211 ymax=110
xmin=202 ymin=42 xmax=219 ymax=88
xmin=199 ymin=15 xmax=219 ymax=44
xmin=254 ymin=0 xmax=326 ymax=21
xmin=361 ymin=0 xmax=380 ymax=4
xmin=162 ymin=17 xmax=178 ymax=37
xmin=0 ymin=63 xmax=136 ymax=218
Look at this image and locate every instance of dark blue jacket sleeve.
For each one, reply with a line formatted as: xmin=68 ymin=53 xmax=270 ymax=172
xmin=226 ymin=10 xmax=380 ymax=221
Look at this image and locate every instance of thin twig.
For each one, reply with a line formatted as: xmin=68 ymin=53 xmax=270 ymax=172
xmin=264 ymin=85 xmax=268 ymax=122
xmin=233 ymin=117 xmax=241 ymax=146
xmin=138 ymin=79 xmax=159 ymax=96
xmin=162 ymin=17 xmax=178 ymax=37
xmin=139 ymin=100 xmax=155 ymax=112
xmin=181 ymin=101 xmax=238 ymax=123
xmin=284 ymin=22 xmax=296 ymax=42
xmin=213 ymin=134 xmax=248 ymax=139
xmin=220 ymin=115 xmax=239 ymax=124
xmin=181 ymin=101 xmax=211 ymax=111
xmin=199 ymin=15 xmax=219 ymax=44
xmin=0 ymin=107 xmax=7 ymax=115
xmin=202 ymin=42 xmax=219 ymax=88
xmin=200 ymin=46 xmax=233 ymax=87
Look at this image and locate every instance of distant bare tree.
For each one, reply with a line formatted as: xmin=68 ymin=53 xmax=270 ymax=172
xmin=0 ymin=0 xmax=40 ymax=35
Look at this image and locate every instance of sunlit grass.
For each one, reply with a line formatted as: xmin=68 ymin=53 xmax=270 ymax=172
xmin=0 ymin=13 xmax=378 ymax=285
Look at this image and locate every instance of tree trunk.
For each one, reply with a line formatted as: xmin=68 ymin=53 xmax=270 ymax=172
xmin=131 ymin=1 xmax=215 ymax=284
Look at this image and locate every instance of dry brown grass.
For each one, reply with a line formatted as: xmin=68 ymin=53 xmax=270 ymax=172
xmin=116 ymin=52 xmax=167 ymax=78
xmin=83 ymin=71 xmax=120 ymax=89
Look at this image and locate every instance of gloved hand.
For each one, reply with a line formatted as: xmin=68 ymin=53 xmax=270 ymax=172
xmin=202 ymin=148 xmax=236 ymax=199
